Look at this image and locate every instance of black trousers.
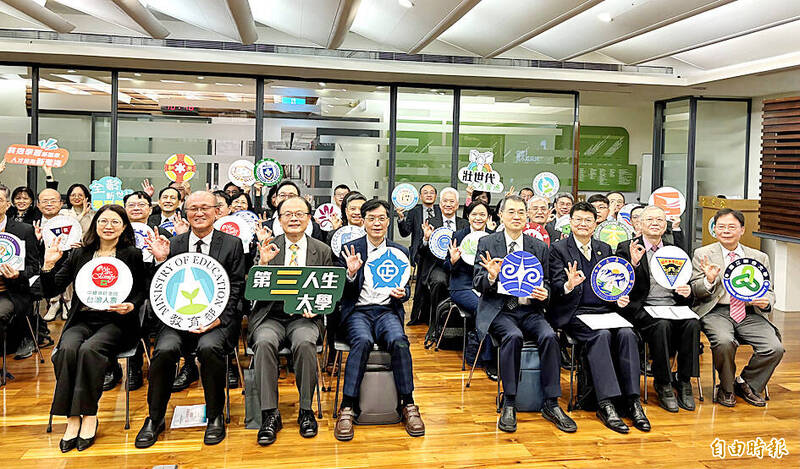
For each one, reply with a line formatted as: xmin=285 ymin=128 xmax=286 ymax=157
xmin=146 ymin=326 xmax=228 ymax=422
xmin=633 ymin=310 xmax=700 ymax=386
xmin=51 ymin=320 xmax=126 ymax=416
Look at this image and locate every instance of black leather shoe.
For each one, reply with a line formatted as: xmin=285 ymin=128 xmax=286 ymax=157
xmin=76 ymin=420 xmax=98 ymax=451
xmin=227 ymin=362 xmax=239 ymax=389
xmin=127 ymin=366 xmax=144 ymax=391
xmin=734 ymin=380 xmax=766 ymax=407
xmin=38 ymin=335 xmax=55 ymax=349
xmin=103 ymin=363 xmax=122 ymax=391
xmin=596 ymin=402 xmax=629 ymax=434
xmin=715 ymin=388 xmax=736 ymax=407
xmin=14 ymin=337 xmax=34 ymax=360
xmin=257 ymin=410 xmax=282 ymax=446
xmin=627 ymin=400 xmax=651 ymax=432
xmin=674 ymin=380 xmax=695 ymax=411
xmin=542 ymin=405 xmax=577 ymax=433
xmin=655 ymin=383 xmax=679 ymax=413
xmin=204 ymin=414 xmax=226 ymax=445
xmin=135 ymin=417 xmax=165 ymax=449
xmin=298 ymin=409 xmax=318 ymax=438
xmin=59 ymin=436 xmax=78 ymax=453
xmin=497 ymin=404 xmax=517 ymax=433
xmin=483 ymin=364 xmax=498 ymax=382
xmin=172 ymin=362 xmax=199 ymax=392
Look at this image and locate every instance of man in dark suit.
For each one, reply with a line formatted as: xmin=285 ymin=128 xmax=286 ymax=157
xmin=408 ymin=187 xmax=467 ymax=325
xmin=249 ymin=196 xmax=334 ymax=445
xmin=135 ymin=191 xmax=244 ymax=448
xmin=616 ymin=205 xmax=698 ymax=413
xmin=396 ymin=183 xmax=440 ymax=269
xmin=549 ymin=201 xmax=650 ymax=434
xmin=333 ymin=199 xmax=424 ymax=441
xmin=474 ymin=195 xmax=575 ymax=434
xmin=147 ymin=186 xmax=183 ymax=234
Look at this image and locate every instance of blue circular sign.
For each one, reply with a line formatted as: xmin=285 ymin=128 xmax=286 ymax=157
xmin=498 ymin=251 xmax=543 ymax=297
xmin=429 ymin=227 xmax=453 ymax=260
xmin=391 ymin=183 xmax=419 ymax=211
xmin=723 ymin=258 xmax=771 ymax=302
xmin=590 ymin=256 xmax=635 ymax=302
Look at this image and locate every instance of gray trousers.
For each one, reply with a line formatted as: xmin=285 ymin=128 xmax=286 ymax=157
xmin=0 ymin=293 xmax=14 ymax=334
xmin=701 ymin=306 xmax=784 ymax=394
xmin=251 ymin=317 xmax=321 ymax=411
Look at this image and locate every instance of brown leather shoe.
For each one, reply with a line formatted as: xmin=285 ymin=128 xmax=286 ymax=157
xmin=401 ymin=404 xmax=425 ymax=437
xmin=715 ymin=388 xmax=736 ymax=407
xmin=334 ymin=408 xmax=355 ymax=441
xmin=734 ymin=380 xmax=766 ymax=407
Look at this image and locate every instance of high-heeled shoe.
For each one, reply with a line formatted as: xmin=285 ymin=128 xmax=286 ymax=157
xmin=60 ymin=417 xmax=81 ymax=453
xmin=77 ymin=419 xmax=98 ymax=452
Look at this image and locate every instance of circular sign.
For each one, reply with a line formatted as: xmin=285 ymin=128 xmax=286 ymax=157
xmin=164 ymin=154 xmax=197 ymax=183
xmin=131 ymin=222 xmax=155 ymax=262
xmin=363 ymin=246 xmax=411 ymax=294
xmin=150 ymin=253 xmax=230 ymax=331
xmin=459 ymin=231 xmax=488 ymax=266
xmin=593 ymin=220 xmax=633 ymax=250
xmin=42 ymin=215 xmax=83 ymax=251
xmin=214 ymin=215 xmax=254 ymax=246
xmin=391 ymin=183 xmax=419 ymax=211
xmin=532 ymin=172 xmax=560 ymax=199
xmin=523 ymin=223 xmax=550 ymax=246
xmin=723 ymin=258 xmax=771 ymax=302
xmin=75 ymin=257 xmax=133 ymax=310
xmin=649 ymin=186 xmax=686 ymax=217
xmin=429 ymin=227 xmax=453 ymax=260
xmin=331 ymin=225 xmax=366 ymax=257
xmin=708 ymin=217 xmax=717 ymax=239
xmin=314 ymin=203 xmax=342 ymax=232
xmin=233 ymin=210 xmax=260 ymax=230
xmin=0 ymin=232 xmax=25 ymax=270
xmin=554 ymin=214 xmax=571 ymax=234
xmin=228 ymin=159 xmax=256 ymax=188
xmin=650 ymin=245 xmax=692 ymax=289
xmin=591 ymin=256 xmax=635 ymax=301
xmin=254 ymin=158 xmax=283 ymax=186
xmin=617 ymin=203 xmax=639 ymax=228
xmin=272 ymin=216 xmax=313 ymax=237
xmin=499 ymin=251 xmax=544 ymax=297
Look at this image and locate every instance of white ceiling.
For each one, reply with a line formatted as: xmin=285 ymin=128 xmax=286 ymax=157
xmin=0 ymin=0 xmax=798 ymax=94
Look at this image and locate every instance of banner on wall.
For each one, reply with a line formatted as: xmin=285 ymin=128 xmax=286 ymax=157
xmin=458 ymin=150 xmax=504 ymax=193
xmin=4 ymin=137 xmax=69 ymax=168
xmin=89 ymin=176 xmax=132 ymax=210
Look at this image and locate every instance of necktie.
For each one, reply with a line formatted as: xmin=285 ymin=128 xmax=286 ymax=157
xmin=195 ymin=240 xmax=204 ymax=254
xmin=426 ymin=207 xmax=434 ymax=221
xmin=505 ymin=241 xmax=518 ymax=311
xmin=289 ymin=243 xmax=299 ymax=267
xmin=728 ymin=251 xmax=746 ymax=323
xmin=445 ymin=219 xmax=453 ymax=230
xmin=580 ymin=244 xmax=591 ymax=261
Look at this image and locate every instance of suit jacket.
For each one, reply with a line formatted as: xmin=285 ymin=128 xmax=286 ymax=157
xmin=473 ymin=231 xmax=550 ymax=337
xmin=2 ymin=218 xmax=40 ymax=317
xmin=397 ymin=204 xmax=441 ymax=267
xmin=337 ymin=236 xmax=410 ymax=324
xmin=689 ymin=242 xmax=775 ymax=318
xmin=615 ymin=235 xmax=692 ymax=322
xmin=41 ymin=245 xmax=146 ymax=348
xmin=166 ymin=230 xmax=245 ymax=330
xmin=444 ymin=227 xmax=476 ymax=292
xmin=248 ymin=234 xmax=334 ymax=337
xmin=548 ymin=234 xmax=614 ymax=328
xmin=417 ymin=213 xmax=468 ymax=282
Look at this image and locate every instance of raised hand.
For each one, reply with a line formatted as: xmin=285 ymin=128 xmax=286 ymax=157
xmin=32 ymin=219 xmax=43 ymax=241
xmin=343 ymin=245 xmax=363 ymax=276
xmin=479 ymin=252 xmax=503 ymax=281
xmin=304 ymin=194 xmax=315 ymax=208
xmin=668 ymin=216 xmax=681 ymax=230
xmin=630 ymin=239 xmax=646 ymax=267
xmin=253 ymin=182 xmax=264 ymax=195
xmin=505 ymin=185 xmax=515 ymax=197
xmin=616 ymin=295 xmax=630 ymax=308
xmin=465 ymin=185 xmax=474 ymax=198
xmin=145 ymin=232 xmax=171 ymax=262
xmin=330 ymin=214 xmax=343 ymax=230
xmin=43 ymin=164 xmax=54 ymax=179
xmin=43 ymin=235 xmax=65 ymax=270
xmin=486 ymin=219 xmax=497 ymax=231
xmin=174 ymin=218 xmax=190 ymax=235
xmin=422 ymin=220 xmax=434 ymax=241
xmin=255 ymin=222 xmax=272 ymax=244
xmin=448 ymin=240 xmax=461 ymax=264
xmin=301 ymin=308 xmax=317 ymax=319
xmin=395 ymin=207 xmax=406 ymax=220
xmin=258 ymin=241 xmax=280 ymax=265
xmin=0 ymin=160 xmax=5 ymax=174
xmin=700 ymin=255 xmax=721 ymax=284
xmin=182 ymin=181 xmax=191 ymax=196
xmin=564 ymin=261 xmax=586 ymax=291
xmin=141 ymin=179 xmax=155 ymax=197
xmin=675 ymin=284 xmax=691 ymax=298
xmin=547 ymin=207 xmax=557 ymax=223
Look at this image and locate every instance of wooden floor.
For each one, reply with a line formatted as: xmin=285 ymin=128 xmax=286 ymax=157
xmin=1 ymin=304 xmax=798 ymax=469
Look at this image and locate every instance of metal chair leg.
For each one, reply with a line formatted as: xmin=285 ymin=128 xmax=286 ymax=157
xmin=711 ymin=361 xmax=717 ymax=403
xmin=643 ymin=343 xmax=648 ymax=404
xmin=314 ymin=357 xmax=323 ymax=419
xmin=568 ymin=343 xmax=575 ymax=412
xmin=496 ymin=346 xmax=501 ymax=413
xmin=333 ymin=351 xmax=342 ymax=419
xmin=464 ymin=337 xmax=485 ymax=389
xmin=435 ymin=306 xmax=455 ymax=351
xmin=234 ymin=347 xmax=244 ymax=387
xmin=764 ymin=384 xmax=770 ymax=401
xmin=225 ymin=358 xmax=231 ymax=424
xmin=462 ymin=316 xmax=467 ymax=371
xmin=696 ymin=376 xmax=704 ymax=401
xmin=24 ymin=315 xmax=45 ymax=364
xmin=47 ymin=413 xmax=53 ymax=433
xmin=124 ymin=358 xmax=131 ymax=430
xmin=1 ymin=333 xmax=6 ymax=387
xmin=140 ymin=338 xmax=151 ymax=367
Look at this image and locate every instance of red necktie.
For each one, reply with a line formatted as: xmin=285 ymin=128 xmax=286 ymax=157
xmin=728 ymin=251 xmax=746 ymax=323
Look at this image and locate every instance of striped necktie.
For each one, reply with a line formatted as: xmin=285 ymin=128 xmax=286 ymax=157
xmin=289 ymin=243 xmax=299 ymax=267
xmin=728 ymin=251 xmax=746 ymax=323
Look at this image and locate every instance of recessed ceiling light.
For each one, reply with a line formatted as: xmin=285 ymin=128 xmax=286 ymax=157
xmin=597 ymin=12 xmax=612 ymax=23
xmin=399 ymin=0 xmax=414 ymax=8
xmin=318 ymin=82 xmax=326 ymax=87
xmin=67 ymin=69 xmax=76 ymax=73
xmin=197 ymin=76 xmax=204 ymax=80
xmin=134 ymin=73 xmax=142 ymax=77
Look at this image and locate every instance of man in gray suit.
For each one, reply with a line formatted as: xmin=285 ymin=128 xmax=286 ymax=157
xmin=249 ymin=196 xmax=334 ymax=445
xmin=690 ymin=208 xmax=783 ymax=407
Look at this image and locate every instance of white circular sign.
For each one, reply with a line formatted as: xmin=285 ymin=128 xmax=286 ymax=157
xmin=459 ymin=231 xmax=488 ymax=266
xmin=391 ymin=183 xmax=419 ymax=211
xmin=75 ymin=257 xmax=133 ymax=310
xmin=617 ymin=203 xmax=639 ymax=228
xmin=649 ymin=186 xmax=686 ymax=217
xmin=331 ymin=225 xmax=366 ymax=257
xmin=42 ymin=215 xmax=83 ymax=251
xmin=131 ymin=222 xmax=155 ymax=263
xmin=649 ymin=245 xmax=692 ymax=289
xmin=429 ymin=227 xmax=453 ymax=260
xmin=363 ymin=246 xmax=411 ymax=294
xmin=532 ymin=172 xmax=560 ymax=199
xmin=272 ymin=216 xmax=313 ymax=237
xmin=233 ymin=210 xmax=260 ymax=230
xmin=150 ymin=253 xmax=230 ymax=331
xmin=214 ymin=215 xmax=254 ymax=247
xmin=708 ymin=217 xmax=717 ymax=239
xmin=228 ymin=159 xmax=256 ymax=188
xmin=314 ymin=203 xmax=342 ymax=231
xmin=0 ymin=232 xmax=25 ymax=270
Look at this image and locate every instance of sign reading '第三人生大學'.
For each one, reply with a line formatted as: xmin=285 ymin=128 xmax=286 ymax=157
xmin=245 ymin=266 xmax=346 ymax=315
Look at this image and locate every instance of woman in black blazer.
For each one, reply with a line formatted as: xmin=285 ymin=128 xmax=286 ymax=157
xmin=41 ymin=204 xmax=146 ymax=453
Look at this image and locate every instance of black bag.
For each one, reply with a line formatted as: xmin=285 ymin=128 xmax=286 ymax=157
xmin=574 ymin=344 xmax=598 ymax=411
xmin=516 ymin=345 xmax=544 ymax=412
xmin=464 ymin=328 xmax=481 ymax=366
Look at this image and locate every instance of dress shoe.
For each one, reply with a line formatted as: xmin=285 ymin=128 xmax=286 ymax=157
xmin=38 ymin=335 xmax=55 ymax=349
xmin=227 ymin=361 xmax=239 ymax=389
xmin=596 ymin=402 xmax=629 ymax=434
xmin=542 ymin=405 xmax=577 ymax=433
xmin=483 ymin=364 xmax=498 ymax=382
xmin=674 ymin=380 xmax=695 ymax=411
xmin=14 ymin=337 xmax=34 ymax=360
xmin=655 ymin=383 xmax=679 ymax=413
xmin=172 ymin=362 xmax=199 ymax=392
xmin=134 ymin=417 xmax=165 ymax=448
xmin=203 ymin=414 xmax=226 ymax=445
xmin=127 ymin=366 xmax=144 ymax=391
xmin=59 ymin=436 xmax=78 ymax=453
xmin=44 ymin=301 xmax=61 ymax=321
xmin=298 ymin=409 xmax=318 ymax=438
xmin=715 ymin=388 xmax=736 ymax=407
xmin=734 ymin=380 xmax=766 ymax=407
xmin=77 ymin=420 xmax=98 ymax=451
xmin=257 ymin=410 xmax=282 ymax=446
xmin=627 ymin=400 xmax=651 ymax=432
xmin=334 ymin=407 xmax=355 ymax=441
xmin=401 ymin=404 xmax=425 ymax=437
xmin=102 ymin=363 xmax=122 ymax=391
xmin=498 ymin=404 xmax=517 ymax=433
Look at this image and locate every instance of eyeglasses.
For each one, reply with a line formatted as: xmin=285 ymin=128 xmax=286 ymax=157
xmin=572 ymin=217 xmax=595 ymax=225
xmin=39 ymin=199 xmax=60 ymax=205
xmin=504 ymin=210 xmax=526 ymax=217
xmin=593 ymin=204 xmax=608 ymax=210
xmin=186 ymin=205 xmax=215 ymax=213
xmin=280 ymin=211 xmax=309 ymax=219
xmin=715 ymin=224 xmax=740 ymax=231
xmin=528 ymin=206 xmax=548 ymax=212
xmin=365 ymin=215 xmax=388 ymax=223
xmin=125 ymin=202 xmax=149 ymax=208
xmin=277 ymin=192 xmax=297 ymax=199
xmin=642 ymin=217 xmax=666 ymax=225
xmin=97 ymin=218 xmax=123 ymax=227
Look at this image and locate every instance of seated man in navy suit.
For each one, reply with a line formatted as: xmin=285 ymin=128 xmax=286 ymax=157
xmin=549 ymin=201 xmax=650 ymax=434
xmin=334 ymin=199 xmax=424 ymax=441
xmin=474 ymin=195 xmax=575 ymax=434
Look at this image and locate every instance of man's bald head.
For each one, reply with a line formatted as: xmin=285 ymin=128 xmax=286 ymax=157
xmin=38 ymin=188 xmax=63 ymax=217
xmin=185 ymin=191 xmax=216 ymax=207
xmin=38 ymin=188 xmax=60 ymax=202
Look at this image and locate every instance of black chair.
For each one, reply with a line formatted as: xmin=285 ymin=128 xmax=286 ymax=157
xmin=431 ymin=300 xmax=470 ymax=370
xmin=464 ymin=334 xmax=537 ymax=413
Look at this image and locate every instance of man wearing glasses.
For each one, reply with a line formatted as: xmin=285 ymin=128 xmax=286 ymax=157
xmin=135 ymin=191 xmax=245 ymax=448
xmin=267 ymin=181 xmax=326 ymax=242
xmin=616 ymin=205 xmax=699 ymax=413
xmin=248 ymin=196 xmax=334 ymax=445
xmin=527 ymin=196 xmax=560 ymax=242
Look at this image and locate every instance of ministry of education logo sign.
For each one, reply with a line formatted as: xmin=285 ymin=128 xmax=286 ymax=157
xmin=150 ymin=253 xmax=230 ymax=331
xmin=364 ymin=246 xmax=410 ymax=293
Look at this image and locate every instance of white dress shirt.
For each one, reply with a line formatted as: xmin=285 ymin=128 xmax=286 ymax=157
xmin=442 ymin=215 xmax=457 ymax=231
xmin=189 ymin=230 xmax=214 ymax=255
xmin=283 ymin=235 xmax=308 ymax=267
xmin=352 ymin=238 xmax=391 ymax=307
xmin=704 ymin=243 xmax=745 ymax=304
xmin=564 ymin=236 xmax=593 ymax=294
